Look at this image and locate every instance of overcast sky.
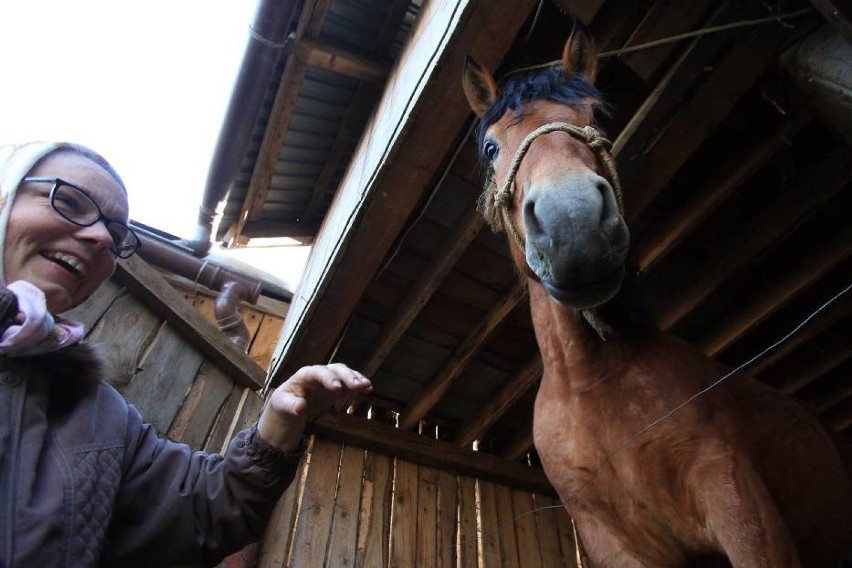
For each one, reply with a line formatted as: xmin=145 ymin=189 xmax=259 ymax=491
xmin=0 ymin=1 xmax=256 ymax=235
xmin=0 ymin=1 xmax=311 ymax=287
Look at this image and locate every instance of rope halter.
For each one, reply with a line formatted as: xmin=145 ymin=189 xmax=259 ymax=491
xmin=489 ymin=122 xmax=626 ymax=340
xmin=492 ymin=122 xmax=624 ymax=252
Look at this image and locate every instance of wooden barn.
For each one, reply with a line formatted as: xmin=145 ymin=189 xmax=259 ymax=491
xmin=92 ymin=0 xmax=852 ymax=565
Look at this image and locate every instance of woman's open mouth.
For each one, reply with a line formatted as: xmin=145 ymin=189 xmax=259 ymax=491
xmin=41 ymin=251 xmax=86 ymax=279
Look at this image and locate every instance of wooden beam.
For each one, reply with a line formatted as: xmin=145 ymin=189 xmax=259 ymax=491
xmin=612 ymin=2 xmax=741 ymax=166
xmin=227 ymin=0 xmax=333 ymax=245
xmin=455 ymin=357 xmax=542 ymax=448
xmin=697 ymin=223 xmax=852 ymax=356
xmin=241 ymin=219 xmax=321 ymax=240
xmin=658 ymin=150 xmax=852 ymax=330
xmin=114 ymin=255 xmax=265 ymax=389
xmin=751 ymin=293 xmax=852 ymax=376
xmin=809 ymin=373 xmax=852 ymax=412
xmin=297 ymin=39 xmax=388 ymax=82
xmin=298 ymin=1 xmax=412 ymax=235
xmin=636 ymin=112 xmax=812 ymax=274
xmin=550 ymin=0 xmax=607 ymax=25
xmin=778 ymin=343 xmax=852 ymax=394
xmin=807 ymin=0 xmax=852 ymax=42
xmin=269 ymin=0 xmax=539 ymax=386
xmin=619 ymin=0 xmax=715 ymax=81
xmin=361 ymin=203 xmax=484 ymax=376
xmin=399 ymin=282 xmax=527 ymax=430
xmin=625 ymin=16 xmax=800 ymax=219
xmin=501 ymin=428 xmax=534 ymax=462
xmin=309 ymin=412 xmax=556 ymax=495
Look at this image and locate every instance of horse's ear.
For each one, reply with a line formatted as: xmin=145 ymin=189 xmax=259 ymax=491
xmin=463 ymin=56 xmax=499 ymax=117
xmin=562 ymin=19 xmax=598 ymax=83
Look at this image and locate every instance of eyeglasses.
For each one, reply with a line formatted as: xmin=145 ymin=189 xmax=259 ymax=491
xmin=21 ymin=177 xmax=141 ymax=258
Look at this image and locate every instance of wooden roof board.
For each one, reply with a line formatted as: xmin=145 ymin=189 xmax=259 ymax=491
xmin=214 ymin=0 xmax=852 ymax=486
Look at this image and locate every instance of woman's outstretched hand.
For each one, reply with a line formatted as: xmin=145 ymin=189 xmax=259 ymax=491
xmin=256 ymin=363 xmax=372 ymax=452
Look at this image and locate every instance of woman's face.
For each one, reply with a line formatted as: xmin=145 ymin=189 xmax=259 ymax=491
xmin=5 ymin=152 xmax=128 ymax=313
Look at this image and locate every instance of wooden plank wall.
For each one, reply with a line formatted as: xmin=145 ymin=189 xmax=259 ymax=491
xmin=65 ymin=270 xmax=583 ymax=567
xmin=256 ymin=437 xmax=583 ymax=568
xmin=63 ymin=273 xmax=286 ymax=452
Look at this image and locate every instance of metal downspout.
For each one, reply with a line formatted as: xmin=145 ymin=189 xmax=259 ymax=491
xmin=181 ymin=0 xmax=299 ymax=255
xmin=137 ymin=233 xmax=263 ymax=350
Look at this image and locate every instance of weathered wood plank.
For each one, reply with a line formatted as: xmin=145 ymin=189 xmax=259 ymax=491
xmin=327 ymin=444 xmax=365 ymax=567
xmin=495 ymin=485 xmax=520 ymax=566
xmin=123 ymin=324 xmax=204 ymax=435
xmin=115 ymin=255 xmax=265 ymax=389
xmin=416 ymin=465 xmax=440 ymax=568
xmin=438 ymin=470 xmax=458 ymax=567
xmin=298 ymin=38 xmax=388 ymax=82
xmin=550 ymin=495 xmax=582 ymax=568
xmin=289 ymin=440 xmax=341 ymax=566
xmin=204 ymin=387 xmax=245 ymax=454
xmin=256 ymin=456 xmax=307 ymax=568
xmin=86 ymin=292 xmax=160 ymax=390
xmin=534 ymin=494 xmax=572 ymax=566
xmin=511 ymin=489 xmax=543 ymax=567
xmin=167 ymin=362 xmax=236 ymax=450
xmin=355 ymin=451 xmax=393 ymax=568
xmin=390 ymin=459 xmax=418 ymax=567
xmin=478 ymin=481 xmax=503 ymax=566
xmin=249 ymin=314 xmax=285 ymax=371
xmin=62 ymin=278 xmax=124 ymax=332
xmin=310 ymin=412 xmax=556 ymax=495
xmin=457 ymin=476 xmax=479 ymax=568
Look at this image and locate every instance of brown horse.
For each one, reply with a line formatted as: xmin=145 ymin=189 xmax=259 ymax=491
xmin=463 ymin=25 xmax=852 ymax=567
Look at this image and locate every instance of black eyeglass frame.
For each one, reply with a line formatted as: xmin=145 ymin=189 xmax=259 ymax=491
xmin=21 ymin=176 xmax=141 ymax=258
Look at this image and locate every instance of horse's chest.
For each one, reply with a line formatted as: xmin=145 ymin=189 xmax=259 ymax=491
xmin=535 ymin=384 xmax=687 ymax=499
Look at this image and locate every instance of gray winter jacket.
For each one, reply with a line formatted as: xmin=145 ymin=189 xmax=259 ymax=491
xmin=0 ymin=343 xmax=302 ymax=567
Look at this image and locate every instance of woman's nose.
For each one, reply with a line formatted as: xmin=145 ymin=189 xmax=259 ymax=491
xmin=74 ymin=221 xmax=114 ymax=251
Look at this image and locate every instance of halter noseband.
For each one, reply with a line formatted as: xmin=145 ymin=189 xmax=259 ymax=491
xmin=489 ymin=122 xmax=626 ymax=340
xmin=492 ymin=122 xmax=624 ymax=252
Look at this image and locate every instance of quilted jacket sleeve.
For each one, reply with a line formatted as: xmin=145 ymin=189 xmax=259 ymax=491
xmin=100 ymin=403 xmax=304 ymax=568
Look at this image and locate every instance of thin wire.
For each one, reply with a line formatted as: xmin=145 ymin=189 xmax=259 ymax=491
xmin=598 ymin=6 xmax=813 ymax=57
xmin=523 ymin=0 xmax=545 ymax=43
xmin=499 ymin=7 xmax=814 ymax=82
xmin=564 ymin=281 xmax=852 ymax=504
xmin=442 ymin=281 xmax=852 ymax=563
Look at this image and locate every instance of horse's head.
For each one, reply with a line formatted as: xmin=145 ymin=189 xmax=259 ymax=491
xmin=463 ymin=24 xmax=630 ymax=311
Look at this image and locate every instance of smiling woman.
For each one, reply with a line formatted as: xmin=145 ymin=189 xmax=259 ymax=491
xmin=0 ymin=141 xmax=373 ymax=567
xmin=0 ymin=1 xmax=256 ymax=239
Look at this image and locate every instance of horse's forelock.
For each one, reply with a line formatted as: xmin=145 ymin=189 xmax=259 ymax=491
xmin=473 ymin=66 xmax=605 ymax=163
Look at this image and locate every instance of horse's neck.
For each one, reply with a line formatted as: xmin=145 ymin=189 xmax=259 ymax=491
xmin=529 ymin=282 xmax=627 ymax=393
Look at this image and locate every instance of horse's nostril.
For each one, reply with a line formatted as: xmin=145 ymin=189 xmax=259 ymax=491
xmin=598 ymin=180 xmax=618 ymax=225
xmin=524 ymin=198 xmax=542 ymax=238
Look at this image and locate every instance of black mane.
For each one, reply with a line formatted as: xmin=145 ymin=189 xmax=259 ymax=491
xmin=474 ymin=65 xmax=606 ymax=163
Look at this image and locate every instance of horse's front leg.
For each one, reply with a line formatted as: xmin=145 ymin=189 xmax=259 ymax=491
xmin=702 ymin=461 xmax=801 ymax=568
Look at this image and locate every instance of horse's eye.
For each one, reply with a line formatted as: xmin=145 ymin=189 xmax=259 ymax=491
xmin=484 ymin=141 xmax=499 ymax=161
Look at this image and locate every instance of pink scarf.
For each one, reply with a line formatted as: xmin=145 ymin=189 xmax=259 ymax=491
xmin=0 ymin=281 xmax=84 ymax=356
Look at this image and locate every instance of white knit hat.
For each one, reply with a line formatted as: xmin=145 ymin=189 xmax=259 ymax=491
xmin=0 ymin=142 xmax=62 ymax=284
